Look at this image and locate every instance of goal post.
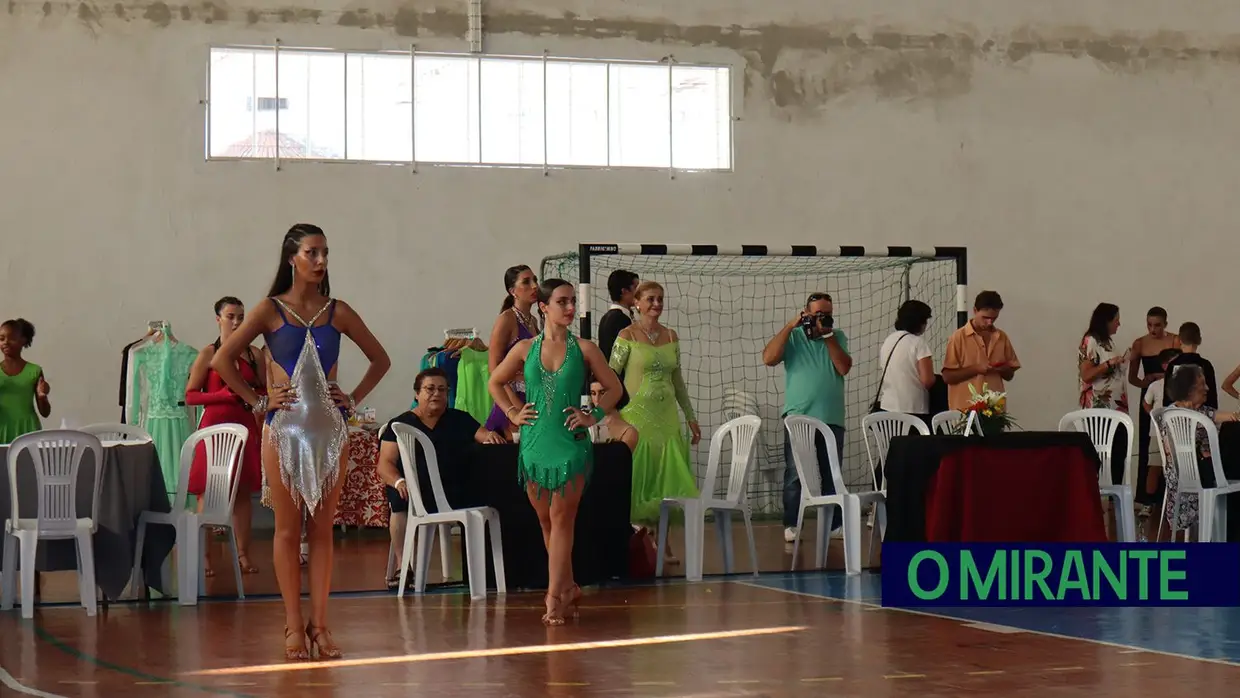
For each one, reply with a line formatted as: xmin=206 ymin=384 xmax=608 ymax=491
xmin=540 ymin=243 xmax=968 ymax=515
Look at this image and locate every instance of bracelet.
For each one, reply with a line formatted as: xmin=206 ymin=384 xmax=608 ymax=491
xmin=505 ymin=405 xmax=519 ymax=416
xmin=251 ymin=395 xmax=269 ymax=415
xmin=393 ymin=478 xmax=406 ymax=490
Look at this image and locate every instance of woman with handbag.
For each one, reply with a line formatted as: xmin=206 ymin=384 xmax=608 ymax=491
xmin=875 ymin=300 xmax=937 ymax=428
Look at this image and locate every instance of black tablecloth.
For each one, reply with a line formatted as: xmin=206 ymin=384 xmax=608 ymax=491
xmin=884 ymin=431 xmax=1100 ymax=543
xmin=447 ymin=442 xmax=632 ymax=590
xmin=0 ymin=441 xmax=175 ymax=601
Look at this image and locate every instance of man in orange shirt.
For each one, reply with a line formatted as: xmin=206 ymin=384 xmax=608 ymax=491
xmin=942 ymin=290 xmax=1020 ymax=411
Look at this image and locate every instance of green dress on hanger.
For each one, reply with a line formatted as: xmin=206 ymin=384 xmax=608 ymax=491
xmin=609 ymin=337 xmax=700 ymax=522
xmin=0 ymin=362 xmax=43 ymax=444
xmin=130 ymin=335 xmax=198 ymax=502
xmin=455 ymin=347 xmax=493 ymax=424
xmin=519 ymin=333 xmax=592 ymax=496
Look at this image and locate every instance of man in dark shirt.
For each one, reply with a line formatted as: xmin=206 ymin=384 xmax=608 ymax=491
xmin=597 ymin=269 xmax=639 ymax=361
xmin=377 ymin=367 xmax=504 ymax=587
xmin=1163 ymin=322 xmax=1218 ymax=409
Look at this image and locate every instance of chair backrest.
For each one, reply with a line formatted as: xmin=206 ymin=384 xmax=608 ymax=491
xmin=6 ymin=430 xmax=104 ymax=536
xmin=1159 ymin=407 xmax=1227 ymax=495
xmin=180 ymin=424 xmax=249 ymax=522
xmin=80 ymin=422 xmax=153 ymax=443
xmin=700 ymin=415 xmax=761 ymax=503
xmin=390 ymin=423 xmax=451 ymax=517
xmin=783 ymin=415 xmax=848 ymax=498
xmin=861 ymin=411 xmax=929 ymax=489
xmin=931 ymin=410 xmax=963 ymax=434
xmin=1057 ymin=408 xmax=1135 ymax=487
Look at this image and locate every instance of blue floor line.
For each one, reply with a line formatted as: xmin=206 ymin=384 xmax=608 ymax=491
xmin=743 ymin=572 xmax=1240 ymax=665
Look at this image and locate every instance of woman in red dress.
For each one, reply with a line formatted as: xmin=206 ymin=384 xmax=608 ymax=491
xmin=185 ymin=296 xmax=265 ymax=575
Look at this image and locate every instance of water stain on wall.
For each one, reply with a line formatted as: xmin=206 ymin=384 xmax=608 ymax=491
xmin=6 ymin=1 xmax=1236 ymax=113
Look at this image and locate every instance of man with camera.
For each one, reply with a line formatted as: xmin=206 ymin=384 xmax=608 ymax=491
xmin=763 ymin=292 xmax=852 ymax=543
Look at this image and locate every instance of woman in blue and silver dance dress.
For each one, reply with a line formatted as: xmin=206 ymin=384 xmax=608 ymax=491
xmin=214 ymin=224 xmax=390 ymax=660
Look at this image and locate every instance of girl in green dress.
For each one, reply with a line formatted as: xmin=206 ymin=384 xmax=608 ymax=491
xmin=489 ymin=278 xmax=622 ymax=626
xmin=0 ymin=319 xmax=51 ymax=444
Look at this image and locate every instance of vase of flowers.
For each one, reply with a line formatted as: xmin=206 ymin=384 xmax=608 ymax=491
xmin=953 ymin=384 xmax=1017 ymax=434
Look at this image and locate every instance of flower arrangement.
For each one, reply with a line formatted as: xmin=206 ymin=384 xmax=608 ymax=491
xmin=954 ymin=384 xmax=1017 ymax=434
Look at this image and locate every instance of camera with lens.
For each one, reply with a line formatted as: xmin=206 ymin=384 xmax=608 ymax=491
xmin=801 ymin=311 xmax=833 ymax=337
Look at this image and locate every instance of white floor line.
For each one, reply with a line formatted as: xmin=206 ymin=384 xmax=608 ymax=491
xmin=0 ymin=666 xmax=68 ymax=698
xmin=733 ymin=580 xmax=1240 ymax=669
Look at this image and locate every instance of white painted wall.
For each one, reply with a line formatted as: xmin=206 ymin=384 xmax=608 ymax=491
xmin=2 ymin=0 xmax=1239 ymax=434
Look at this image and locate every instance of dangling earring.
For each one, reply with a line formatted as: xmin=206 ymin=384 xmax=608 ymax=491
xmin=290 ymin=263 xmax=295 ymax=283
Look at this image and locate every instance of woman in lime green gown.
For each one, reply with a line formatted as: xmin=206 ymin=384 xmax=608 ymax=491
xmin=489 ymin=278 xmax=622 ymax=626
xmin=0 ymin=319 xmax=51 ymax=444
xmin=608 ymin=281 xmax=701 ymax=524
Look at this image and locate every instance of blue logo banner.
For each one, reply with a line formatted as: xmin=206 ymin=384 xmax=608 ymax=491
xmin=882 ymin=543 xmax=1240 ymax=607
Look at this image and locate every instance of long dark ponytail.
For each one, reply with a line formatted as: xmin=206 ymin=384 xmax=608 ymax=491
xmin=267 ymin=224 xmax=330 ymax=298
xmin=500 ymin=264 xmax=532 ymax=312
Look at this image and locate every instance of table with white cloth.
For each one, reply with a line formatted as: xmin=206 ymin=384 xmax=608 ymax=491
xmin=0 ymin=439 xmax=175 ymax=602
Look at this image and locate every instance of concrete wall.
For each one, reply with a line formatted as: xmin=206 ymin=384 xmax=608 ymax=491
xmin=3 ymin=0 xmax=1239 ymax=430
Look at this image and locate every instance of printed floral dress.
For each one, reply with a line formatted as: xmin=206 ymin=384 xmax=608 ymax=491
xmin=1157 ymin=405 xmax=1211 ymax=531
xmin=1078 ymin=335 xmax=1129 ymax=412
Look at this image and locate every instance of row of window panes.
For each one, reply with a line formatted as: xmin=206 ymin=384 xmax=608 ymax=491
xmin=207 ymin=48 xmax=732 ymax=170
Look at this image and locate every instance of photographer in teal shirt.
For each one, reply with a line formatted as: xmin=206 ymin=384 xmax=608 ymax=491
xmin=762 ymin=292 xmax=852 ymax=541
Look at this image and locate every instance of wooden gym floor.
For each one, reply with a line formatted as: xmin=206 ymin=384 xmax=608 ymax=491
xmin=4 ymin=570 xmax=1239 ymax=697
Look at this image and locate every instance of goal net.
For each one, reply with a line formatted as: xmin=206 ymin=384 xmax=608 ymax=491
xmin=541 ymin=247 xmax=962 ymax=516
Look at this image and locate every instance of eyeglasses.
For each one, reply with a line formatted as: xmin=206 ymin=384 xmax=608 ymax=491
xmin=807 ymin=292 xmax=832 ymax=303
xmin=420 ymin=385 xmax=448 ymax=395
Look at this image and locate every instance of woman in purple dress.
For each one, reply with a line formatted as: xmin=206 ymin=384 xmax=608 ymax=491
xmin=486 ymin=265 xmax=540 ymax=440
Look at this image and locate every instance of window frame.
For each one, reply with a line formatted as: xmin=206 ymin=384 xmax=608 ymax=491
xmin=204 ymin=43 xmax=737 ymax=174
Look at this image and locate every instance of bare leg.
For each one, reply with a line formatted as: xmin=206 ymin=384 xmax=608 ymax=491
xmin=388 ymin=512 xmax=407 ymax=586
xmin=261 ymin=430 xmax=307 ymax=660
xmin=548 ymin=476 xmax=585 ymax=597
xmin=305 ymin=448 xmax=349 ymax=658
xmin=234 ymin=487 xmax=257 ymax=573
xmin=195 ymin=497 xmax=215 ymax=577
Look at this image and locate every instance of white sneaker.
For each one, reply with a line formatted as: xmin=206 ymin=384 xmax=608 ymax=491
xmin=784 ymin=526 xmax=798 ymax=542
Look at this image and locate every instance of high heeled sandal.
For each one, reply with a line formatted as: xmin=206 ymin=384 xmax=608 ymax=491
xmin=541 ymin=593 xmax=566 ymax=626
xmin=564 ymin=584 xmax=582 ymax=619
xmin=306 ymin=623 xmax=344 ymax=659
xmin=284 ymin=626 xmax=309 ymax=661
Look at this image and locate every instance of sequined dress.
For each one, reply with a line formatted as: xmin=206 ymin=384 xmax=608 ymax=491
xmin=263 ymin=298 xmax=348 ymax=515
xmin=609 ymin=337 xmax=699 ymax=522
xmin=484 ymin=311 xmax=536 ymax=433
xmin=519 ymin=333 xmax=592 ymax=495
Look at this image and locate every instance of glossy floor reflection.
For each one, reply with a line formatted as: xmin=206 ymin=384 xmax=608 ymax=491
xmin=36 ymin=519 xmax=871 ymax=603
xmin=2 ymin=573 xmax=1236 ymax=697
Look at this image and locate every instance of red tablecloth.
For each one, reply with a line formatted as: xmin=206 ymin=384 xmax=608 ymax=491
xmin=333 ymin=427 xmax=389 ymax=528
xmin=925 ymin=442 xmax=1107 ymax=542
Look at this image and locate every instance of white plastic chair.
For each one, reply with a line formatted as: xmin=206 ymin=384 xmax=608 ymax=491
xmin=379 ymin=421 xmax=452 ymax=588
xmin=131 ymin=424 xmax=248 ymax=605
xmin=391 ymin=423 xmax=505 ymax=601
xmin=931 ymin=410 xmax=962 ymax=434
xmin=79 ymin=423 xmax=153 ymax=443
xmin=1057 ymin=408 xmax=1137 ymax=542
xmin=784 ymin=415 xmax=879 ymax=575
xmin=1 ymin=431 xmax=104 ymax=618
xmin=1158 ymin=408 xmax=1240 ymax=542
xmin=655 ymin=415 xmax=761 ymax=582
xmin=861 ymin=412 xmax=930 ymax=492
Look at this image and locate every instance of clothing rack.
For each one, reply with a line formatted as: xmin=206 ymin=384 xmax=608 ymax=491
xmin=444 ymin=327 xmax=478 ymax=340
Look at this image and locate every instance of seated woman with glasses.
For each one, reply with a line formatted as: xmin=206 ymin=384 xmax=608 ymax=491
xmin=588 ymin=378 xmax=639 ymax=452
xmin=376 ymin=367 xmax=505 ymax=589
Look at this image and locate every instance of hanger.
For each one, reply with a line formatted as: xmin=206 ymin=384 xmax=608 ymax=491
xmin=440 ymin=328 xmax=487 ymax=357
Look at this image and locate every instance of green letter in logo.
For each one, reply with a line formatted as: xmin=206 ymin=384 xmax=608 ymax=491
xmin=961 ymin=550 xmax=1005 ymax=600
xmin=909 ymin=550 xmax=949 ymax=600
xmin=1159 ymin=550 xmax=1188 ymax=601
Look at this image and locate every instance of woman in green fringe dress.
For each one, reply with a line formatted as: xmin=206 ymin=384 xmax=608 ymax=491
xmin=489 ymin=278 xmax=621 ymax=625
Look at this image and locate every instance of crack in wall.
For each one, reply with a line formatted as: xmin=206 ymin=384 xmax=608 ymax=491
xmin=7 ymin=1 xmax=1239 ymax=113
